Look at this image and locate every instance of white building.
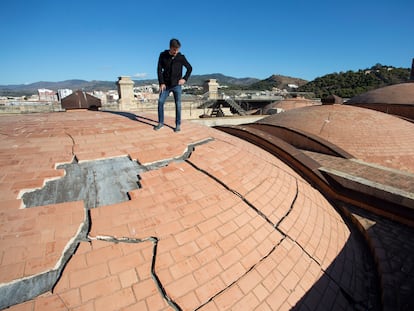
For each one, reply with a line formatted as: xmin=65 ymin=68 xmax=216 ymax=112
xmin=57 ymin=89 xmax=73 ymax=100
xmin=38 ymin=88 xmax=57 ymax=101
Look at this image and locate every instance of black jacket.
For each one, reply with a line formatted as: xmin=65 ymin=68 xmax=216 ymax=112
xmin=157 ymin=50 xmax=192 ymax=87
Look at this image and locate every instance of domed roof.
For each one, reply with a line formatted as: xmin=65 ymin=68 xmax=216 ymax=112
xmin=264 ymin=97 xmax=320 ymax=114
xmin=347 ymin=82 xmax=414 ymax=105
xmin=258 ymin=104 xmax=414 ymax=173
xmin=0 ymin=111 xmax=378 ymax=310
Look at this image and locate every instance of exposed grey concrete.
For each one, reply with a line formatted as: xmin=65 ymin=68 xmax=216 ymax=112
xmin=22 ymin=138 xmax=216 ymax=210
xmin=22 ymin=157 xmax=142 ymax=209
xmin=4 ymin=156 xmax=142 ymax=308
xmin=5 ymin=139 xmax=215 ymax=309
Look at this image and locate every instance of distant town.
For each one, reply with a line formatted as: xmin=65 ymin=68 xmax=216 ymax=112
xmin=0 ymin=76 xmax=298 ymax=115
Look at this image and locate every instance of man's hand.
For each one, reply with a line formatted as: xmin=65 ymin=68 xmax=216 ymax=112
xmin=178 ymin=79 xmax=186 ymax=85
xmin=160 ymin=84 xmax=166 ymax=92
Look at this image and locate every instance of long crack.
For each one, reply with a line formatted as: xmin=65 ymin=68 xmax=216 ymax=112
xmin=275 ymin=179 xmax=299 ymax=228
xmin=82 ymin=136 xmax=369 ymax=310
xmin=85 ymin=235 xmax=182 ymax=311
xmin=3 ymin=135 xmax=365 ymax=309
xmin=194 ymin=236 xmax=287 ymax=310
xmin=186 ymin=159 xmax=276 ymax=229
xmin=137 ymin=137 xmax=214 ymax=172
xmin=2 ymin=138 xmax=216 ymax=309
xmin=65 ymin=131 xmax=76 ymax=158
xmin=186 ymin=157 xmax=365 ymax=309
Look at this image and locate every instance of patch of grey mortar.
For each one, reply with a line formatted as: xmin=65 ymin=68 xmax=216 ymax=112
xmin=21 ymin=156 xmax=143 ymax=210
xmin=2 ymin=138 xmax=215 ymax=309
xmin=0 ymin=205 xmax=90 ymax=310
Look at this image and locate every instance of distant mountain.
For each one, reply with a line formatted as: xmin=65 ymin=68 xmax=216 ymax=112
xmin=190 ymin=73 xmax=260 ymax=86
xmin=248 ymin=74 xmax=308 ymax=90
xmin=135 ymin=73 xmax=260 ymax=87
xmin=0 ymin=74 xmax=261 ymax=96
xmin=3 ymin=65 xmax=409 ymax=98
xmin=0 ymin=80 xmax=117 ymax=96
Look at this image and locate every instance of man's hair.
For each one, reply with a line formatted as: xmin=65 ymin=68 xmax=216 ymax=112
xmin=170 ymin=38 xmax=181 ymax=49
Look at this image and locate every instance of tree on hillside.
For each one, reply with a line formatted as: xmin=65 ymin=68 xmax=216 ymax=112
xmin=297 ymin=65 xmax=410 ymax=98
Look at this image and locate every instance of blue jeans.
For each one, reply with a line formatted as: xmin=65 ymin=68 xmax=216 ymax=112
xmin=157 ymin=85 xmax=182 ymax=127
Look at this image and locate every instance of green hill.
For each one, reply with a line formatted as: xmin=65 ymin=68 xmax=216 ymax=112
xmin=296 ymin=64 xmax=411 ymax=98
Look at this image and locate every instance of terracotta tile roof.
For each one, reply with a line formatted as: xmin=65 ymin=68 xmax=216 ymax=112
xmin=258 ymin=104 xmax=414 ymax=174
xmin=347 ymin=82 xmax=414 ymax=105
xmin=0 ymin=110 xmax=410 ymax=310
xmin=266 ymin=97 xmax=320 ymax=112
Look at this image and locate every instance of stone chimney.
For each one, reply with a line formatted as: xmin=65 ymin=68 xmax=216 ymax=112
xmin=203 ymin=79 xmax=219 ymax=100
xmin=117 ymin=76 xmax=136 ymax=111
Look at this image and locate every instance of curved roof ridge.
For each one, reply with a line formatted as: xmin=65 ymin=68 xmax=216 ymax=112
xmin=258 ymin=104 xmax=414 ymax=173
xmin=347 ymin=82 xmax=414 ymax=105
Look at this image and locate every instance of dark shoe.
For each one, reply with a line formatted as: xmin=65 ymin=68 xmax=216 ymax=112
xmin=174 ymin=126 xmax=181 ymax=132
xmin=153 ymin=124 xmax=163 ymax=131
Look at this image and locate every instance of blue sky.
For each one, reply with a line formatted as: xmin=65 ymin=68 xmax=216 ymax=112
xmin=1 ymin=0 xmax=413 ymax=85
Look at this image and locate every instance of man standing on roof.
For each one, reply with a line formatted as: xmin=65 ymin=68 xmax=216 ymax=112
xmin=154 ymin=38 xmax=192 ymax=132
